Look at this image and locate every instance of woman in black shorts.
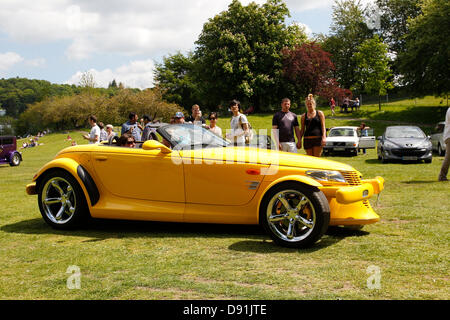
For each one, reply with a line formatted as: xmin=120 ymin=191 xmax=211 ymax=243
xmin=299 ymin=94 xmax=326 ymax=157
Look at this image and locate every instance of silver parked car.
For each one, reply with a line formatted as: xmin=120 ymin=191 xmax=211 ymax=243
xmin=377 ymin=126 xmax=432 ymax=163
xmin=430 ymin=121 xmax=446 ymax=156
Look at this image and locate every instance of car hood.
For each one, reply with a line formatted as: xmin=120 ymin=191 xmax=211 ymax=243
xmin=385 ymin=138 xmax=429 ymax=148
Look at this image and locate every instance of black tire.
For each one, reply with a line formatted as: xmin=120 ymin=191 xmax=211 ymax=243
xmin=259 ymin=182 xmax=330 ymax=248
xmin=424 ymin=158 xmax=432 ymax=164
xmin=37 ymin=169 xmax=90 ymax=230
xmin=9 ymin=153 xmax=21 ymax=166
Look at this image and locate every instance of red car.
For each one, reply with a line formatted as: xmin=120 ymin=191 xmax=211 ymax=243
xmin=0 ymin=136 xmax=22 ymax=166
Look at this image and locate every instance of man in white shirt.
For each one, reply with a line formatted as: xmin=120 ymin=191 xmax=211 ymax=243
xmin=438 ymin=107 xmax=450 ymax=181
xmin=83 ymin=115 xmax=100 ymax=144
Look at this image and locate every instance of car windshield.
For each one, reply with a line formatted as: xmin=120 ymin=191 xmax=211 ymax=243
xmin=159 ymin=124 xmax=230 ymax=149
xmin=386 ymin=127 xmax=425 ymax=139
xmin=329 ymin=129 xmax=355 ymax=137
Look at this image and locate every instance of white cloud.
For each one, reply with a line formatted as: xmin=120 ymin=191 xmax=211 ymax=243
xmin=66 ymin=59 xmax=155 ymax=89
xmin=291 ymin=21 xmax=313 ymax=36
xmin=285 ymin=0 xmax=334 ymax=12
xmin=25 ymin=58 xmax=47 ymax=68
xmin=0 ymin=0 xmax=279 ymax=61
xmin=0 ymin=52 xmax=24 ymax=70
xmin=285 ymin=0 xmax=373 ymax=11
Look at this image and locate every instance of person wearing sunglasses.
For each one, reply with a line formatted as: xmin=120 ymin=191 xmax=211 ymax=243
xmin=208 ymin=112 xmax=222 ymax=137
xmin=117 ymin=133 xmax=136 ymax=148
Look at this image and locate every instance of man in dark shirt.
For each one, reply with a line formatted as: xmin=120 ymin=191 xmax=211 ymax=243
xmin=185 ymin=104 xmax=206 ymax=125
xmin=272 ymin=98 xmax=302 ymax=153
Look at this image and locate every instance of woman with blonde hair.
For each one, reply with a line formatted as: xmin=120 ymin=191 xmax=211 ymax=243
xmin=299 ymin=94 xmax=326 ymax=157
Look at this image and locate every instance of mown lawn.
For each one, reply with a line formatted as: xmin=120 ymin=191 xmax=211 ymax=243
xmin=0 ymin=99 xmax=449 ymax=300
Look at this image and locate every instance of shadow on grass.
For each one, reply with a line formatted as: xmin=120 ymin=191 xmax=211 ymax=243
xmin=228 ymin=226 xmax=369 ymax=254
xmin=1 ymin=218 xmax=265 ymax=241
xmin=2 ymin=218 xmax=370 ymax=252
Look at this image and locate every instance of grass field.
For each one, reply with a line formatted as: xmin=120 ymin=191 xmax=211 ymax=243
xmin=0 ymin=98 xmax=449 ymax=300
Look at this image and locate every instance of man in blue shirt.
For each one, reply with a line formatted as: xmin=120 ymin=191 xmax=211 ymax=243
xmin=121 ymin=112 xmax=143 ymax=141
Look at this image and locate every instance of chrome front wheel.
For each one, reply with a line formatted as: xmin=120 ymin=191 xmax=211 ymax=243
xmin=38 ymin=170 xmax=89 ymax=229
xmin=260 ymin=182 xmax=330 ymax=248
xmin=41 ymin=177 xmax=77 ymax=224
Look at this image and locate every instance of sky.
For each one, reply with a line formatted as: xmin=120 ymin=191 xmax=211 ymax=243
xmin=0 ymin=0 xmax=372 ymax=89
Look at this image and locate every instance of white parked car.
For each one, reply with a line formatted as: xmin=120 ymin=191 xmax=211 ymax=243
xmin=430 ymin=121 xmax=446 ymax=156
xmin=324 ymin=126 xmax=376 ymax=156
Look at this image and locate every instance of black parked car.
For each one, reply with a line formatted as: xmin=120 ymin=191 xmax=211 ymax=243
xmin=377 ymin=126 xmax=432 ymax=163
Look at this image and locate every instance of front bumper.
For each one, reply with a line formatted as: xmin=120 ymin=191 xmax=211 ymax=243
xmin=383 ymin=148 xmax=432 ymax=161
xmin=26 ymin=182 xmax=37 ymax=195
xmin=323 ymin=146 xmax=357 ymax=153
xmin=319 ymin=177 xmax=384 ymax=226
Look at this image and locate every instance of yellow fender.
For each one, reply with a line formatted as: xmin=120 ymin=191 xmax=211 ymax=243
xmin=28 ymin=158 xmax=93 ymax=206
xmin=256 ymin=175 xmax=323 ymax=222
xmin=32 ymin=158 xmax=80 ymax=182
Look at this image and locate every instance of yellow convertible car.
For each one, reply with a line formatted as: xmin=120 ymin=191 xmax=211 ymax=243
xmin=26 ymin=123 xmax=384 ymax=248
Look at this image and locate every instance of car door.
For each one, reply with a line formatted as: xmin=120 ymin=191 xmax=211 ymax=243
xmin=359 ymin=128 xmax=376 ymax=149
xmin=430 ymin=123 xmax=444 ymax=150
xmin=181 ymin=148 xmax=268 ymax=206
xmin=90 ymin=146 xmax=185 ymax=203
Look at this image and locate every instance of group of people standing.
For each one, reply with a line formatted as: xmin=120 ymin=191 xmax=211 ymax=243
xmin=82 ymin=115 xmax=116 ymax=145
xmin=82 ymin=94 xmax=327 ymax=157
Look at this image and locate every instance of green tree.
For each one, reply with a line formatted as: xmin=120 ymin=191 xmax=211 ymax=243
xmin=375 ymin=0 xmax=422 ymax=55
xmin=323 ymin=0 xmax=373 ymax=89
xmin=154 ymin=52 xmax=200 ymax=110
xmin=353 ymin=35 xmax=394 ymax=110
xmin=398 ymin=0 xmax=449 ymax=97
xmin=194 ymin=0 xmax=306 ymax=111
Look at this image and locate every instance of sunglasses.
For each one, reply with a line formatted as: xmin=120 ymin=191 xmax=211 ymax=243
xmin=126 ymin=140 xmax=135 ymax=145
xmin=209 ymin=117 xmax=217 ymax=120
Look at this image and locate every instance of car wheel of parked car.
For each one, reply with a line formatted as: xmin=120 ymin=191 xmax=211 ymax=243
xmin=259 ymin=182 xmax=330 ymax=248
xmin=9 ymin=153 xmax=21 ymax=166
xmin=38 ymin=170 xmax=89 ymax=229
xmin=425 ymin=158 xmax=432 ymax=164
xmin=438 ymin=144 xmax=445 ymax=156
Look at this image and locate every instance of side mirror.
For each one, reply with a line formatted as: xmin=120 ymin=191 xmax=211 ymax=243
xmin=376 ymin=136 xmax=382 ymax=140
xmin=142 ymin=140 xmax=172 ymax=153
xmin=427 ymin=135 xmax=431 ymax=140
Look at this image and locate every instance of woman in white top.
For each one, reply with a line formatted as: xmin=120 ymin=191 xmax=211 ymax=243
xmin=226 ymin=99 xmax=249 ymax=146
xmin=208 ymin=112 xmax=222 ymax=137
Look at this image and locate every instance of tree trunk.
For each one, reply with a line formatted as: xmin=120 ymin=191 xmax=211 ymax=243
xmin=378 ymin=95 xmax=381 ymax=111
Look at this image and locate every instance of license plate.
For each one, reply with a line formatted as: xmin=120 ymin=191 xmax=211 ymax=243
xmin=402 ymin=156 xmax=417 ymax=161
xmin=334 ymin=147 xmax=345 ymax=151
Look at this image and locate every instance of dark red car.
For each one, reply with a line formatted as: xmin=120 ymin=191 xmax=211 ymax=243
xmin=0 ymin=136 xmax=22 ymax=166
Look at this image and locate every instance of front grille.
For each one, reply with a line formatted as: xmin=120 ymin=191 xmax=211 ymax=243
xmin=340 ymin=170 xmax=361 ymax=186
xmin=333 ymin=142 xmax=346 ymax=146
xmin=363 ymin=200 xmax=371 ymax=209
xmin=340 ymin=170 xmax=372 ymax=209
xmin=391 ymin=149 xmax=427 ymax=157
